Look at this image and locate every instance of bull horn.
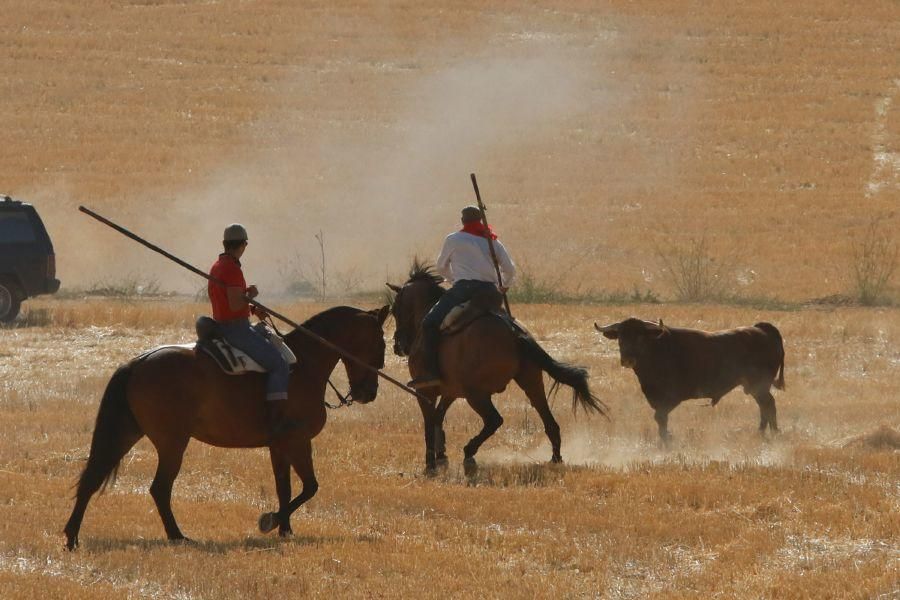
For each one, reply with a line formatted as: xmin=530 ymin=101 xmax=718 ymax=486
xmin=594 ymin=322 xmax=618 ymax=333
xmin=656 ymin=318 xmax=669 ymax=338
xmin=386 ymin=282 xmax=402 ymax=293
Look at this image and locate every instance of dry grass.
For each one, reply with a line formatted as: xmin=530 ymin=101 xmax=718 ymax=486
xmin=1 ymin=1 xmax=900 ymax=597
xmin=0 ymin=299 xmax=898 ymax=598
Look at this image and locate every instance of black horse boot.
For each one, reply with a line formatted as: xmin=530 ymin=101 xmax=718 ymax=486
xmin=408 ymin=328 xmax=442 ymax=389
xmin=264 ymin=399 xmax=298 ymax=442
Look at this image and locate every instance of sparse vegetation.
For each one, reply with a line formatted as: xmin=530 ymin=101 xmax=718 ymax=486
xmin=850 ymin=216 xmax=898 ymax=306
xmin=654 ymin=234 xmax=738 ymax=303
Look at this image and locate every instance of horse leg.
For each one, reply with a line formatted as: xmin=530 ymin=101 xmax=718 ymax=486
xmin=417 ymin=393 xmax=439 ymax=474
xmin=515 ymin=365 xmax=562 ymax=463
xmin=258 ymin=449 xmax=293 ymax=536
xmin=753 ymin=390 xmax=779 ymax=435
xmin=148 ymin=438 xmax=190 ymax=542
xmin=434 ymin=396 xmax=456 ymax=467
xmin=462 ymin=394 xmax=503 ymax=474
xmin=63 ymin=429 xmax=143 ymax=551
xmin=278 ymin=439 xmax=319 ymax=522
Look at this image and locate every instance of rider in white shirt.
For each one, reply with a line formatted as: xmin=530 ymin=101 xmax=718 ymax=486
xmin=409 ymin=206 xmax=517 ymax=389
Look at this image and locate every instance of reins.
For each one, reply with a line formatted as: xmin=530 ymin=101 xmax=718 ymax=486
xmin=265 ymin=315 xmax=352 ymax=410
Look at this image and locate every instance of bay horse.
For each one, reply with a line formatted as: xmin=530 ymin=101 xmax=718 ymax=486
xmin=64 ymin=305 xmax=389 ymax=550
xmin=387 ymin=262 xmax=607 ymax=473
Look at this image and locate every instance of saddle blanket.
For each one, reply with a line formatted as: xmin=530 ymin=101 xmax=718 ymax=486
xmin=140 ymin=338 xmax=297 ymax=376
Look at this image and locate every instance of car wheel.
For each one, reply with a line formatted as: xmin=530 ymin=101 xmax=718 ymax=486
xmin=0 ymin=282 xmax=22 ymax=323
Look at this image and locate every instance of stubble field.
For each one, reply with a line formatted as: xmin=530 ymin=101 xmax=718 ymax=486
xmin=1 ymin=1 xmax=899 ymax=598
xmin=0 ymin=299 xmax=898 ymax=598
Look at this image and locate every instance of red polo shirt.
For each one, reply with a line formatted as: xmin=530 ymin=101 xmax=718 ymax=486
xmin=209 ymin=254 xmax=251 ymax=321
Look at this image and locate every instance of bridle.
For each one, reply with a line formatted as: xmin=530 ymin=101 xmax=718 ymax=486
xmin=265 ymin=316 xmax=353 ymax=410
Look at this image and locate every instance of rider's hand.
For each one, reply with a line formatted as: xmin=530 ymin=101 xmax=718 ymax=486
xmin=246 ymin=285 xmax=259 ymax=299
xmin=499 ymin=286 xmax=509 ymax=294
xmin=254 ymin=307 xmax=270 ymax=320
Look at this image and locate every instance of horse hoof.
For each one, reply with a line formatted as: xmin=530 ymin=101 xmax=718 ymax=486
xmin=64 ymin=538 xmax=78 ymax=552
xmin=550 ymin=455 xmax=563 ymax=464
xmin=463 ymin=457 xmax=477 ymax=477
xmin=424 ymin=465 xmax=438 ymax=478
xmin=259 ymin=512 xmax=279 ymax=534
xmin=278 ymin=528 xmax=293 ymax=538
xmin=435 ymin=456 xmax=449 ymax=468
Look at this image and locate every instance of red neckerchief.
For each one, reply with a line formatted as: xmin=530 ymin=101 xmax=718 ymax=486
xmin=461 ymin=221 xmax=497 ymax=240
xmin=219 ymin=252 xmax=242 ymax=267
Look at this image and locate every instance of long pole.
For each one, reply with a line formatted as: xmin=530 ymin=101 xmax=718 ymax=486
xmin=469 ymin=173 xmax=512 ymax=317
xmin=78 ymin=206 xmax=426 ymax=401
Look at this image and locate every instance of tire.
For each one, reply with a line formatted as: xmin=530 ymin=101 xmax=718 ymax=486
xmin=0 ymin=282 xmax=22 ymax=323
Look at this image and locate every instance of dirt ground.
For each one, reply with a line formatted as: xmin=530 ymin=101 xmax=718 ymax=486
xmin=1 ymin=1 xmax=898 ymax=598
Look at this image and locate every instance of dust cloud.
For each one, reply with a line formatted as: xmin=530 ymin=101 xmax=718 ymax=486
xmin=33 ymin=31 xmax=638 ymax=297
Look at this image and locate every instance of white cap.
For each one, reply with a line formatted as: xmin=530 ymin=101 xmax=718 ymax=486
xmin=223 ymin=223 xmax=248 ymax=242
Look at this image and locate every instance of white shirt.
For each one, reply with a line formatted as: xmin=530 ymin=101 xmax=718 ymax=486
xmin=435 ymin=231 xmax=517 ymax=287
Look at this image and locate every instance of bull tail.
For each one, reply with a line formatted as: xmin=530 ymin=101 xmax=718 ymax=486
xmin=755 ymin=322 xmax=785 ymax=391
xmin=515 ymin=334 xmax=609 ymax=417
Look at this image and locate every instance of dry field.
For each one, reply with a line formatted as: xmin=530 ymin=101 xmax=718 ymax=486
xmin=0 ymin=299 xmax=898 ymax=599
xmin=1 ymin=0 xmax=899 ymax=598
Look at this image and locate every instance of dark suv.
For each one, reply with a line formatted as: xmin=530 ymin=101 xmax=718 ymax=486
xmin=0 ymin=195 xmax=60 ymax=322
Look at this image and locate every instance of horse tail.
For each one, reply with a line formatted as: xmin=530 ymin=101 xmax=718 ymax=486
xmin=75 ymin=363 xmax=143 ymax=496
xmin=755 ymin=322 xmax=786 ymax=391
xmin=515 ymin=334 xmax=609 ymax=417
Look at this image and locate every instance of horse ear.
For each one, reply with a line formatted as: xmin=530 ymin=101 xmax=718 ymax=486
xmin=386 ymin=282 xmax=402 ymax=293
xmin=375 ymin=304 xmax=390 ymax=325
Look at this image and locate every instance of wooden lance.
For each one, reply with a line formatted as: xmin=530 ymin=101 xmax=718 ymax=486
xmin=78 ymin=205 xmax=428 ymax=402
xmin=469 ymin=173 xmax=513 ymax=318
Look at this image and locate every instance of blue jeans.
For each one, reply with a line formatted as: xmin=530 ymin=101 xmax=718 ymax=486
xmin=218 ymin=318 xmax=289 ymax=401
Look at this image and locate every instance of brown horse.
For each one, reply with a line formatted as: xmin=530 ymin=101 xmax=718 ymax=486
xmin=64 ymin=305 xmax=389 ymax=550
xmin=387 ymin=262 xmax=607 ymax=473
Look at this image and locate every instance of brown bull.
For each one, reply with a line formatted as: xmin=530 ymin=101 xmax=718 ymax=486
xmin=595 ymin=318 xmax=785 ymax=442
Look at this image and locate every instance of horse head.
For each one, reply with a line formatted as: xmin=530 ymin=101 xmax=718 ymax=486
xmin=288 ymin=305 xmax=389 ymax=404
xmin=386 ymin=260 xmax=444 ymax=357
xmin=340 ymin=305 xmax=389 ymax=403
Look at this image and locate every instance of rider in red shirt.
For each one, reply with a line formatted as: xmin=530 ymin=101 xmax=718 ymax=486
xmin=209 ymin=224 xmax=293 ymax=440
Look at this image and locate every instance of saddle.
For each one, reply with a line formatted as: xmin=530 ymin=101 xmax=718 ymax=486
xmin=439 ymin=285 xmax=522 ymax=335
xmin=194 ymin=316 xmax=297 ymax=375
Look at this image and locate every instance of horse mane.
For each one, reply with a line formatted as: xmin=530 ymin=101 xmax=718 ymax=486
xmin=282 ymin=305 xmax=364 ymax=345
xmin=406 ymin=258 xmax=444 ymax=286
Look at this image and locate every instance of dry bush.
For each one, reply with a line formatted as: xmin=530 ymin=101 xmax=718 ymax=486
xmin=850 ymin=216 xmax=898 ymax=306
xmin=653 ymin=234 xmax=739 ymax=302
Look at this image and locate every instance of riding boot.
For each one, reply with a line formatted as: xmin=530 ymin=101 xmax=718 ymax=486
xmin=408 ymin=328 xmax=442 ymax=389
xmin=264 ymin=399 xmax=298 ymax=442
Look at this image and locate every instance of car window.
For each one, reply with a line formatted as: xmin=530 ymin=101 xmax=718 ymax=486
xmin=0 ymin=212 xmax=37 ymax=243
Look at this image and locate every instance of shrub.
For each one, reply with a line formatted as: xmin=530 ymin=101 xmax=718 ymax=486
xmin=654 ymin=234 xmax=736 ymax=302
xmin=850 ymin=216 xmax=898 ymax=306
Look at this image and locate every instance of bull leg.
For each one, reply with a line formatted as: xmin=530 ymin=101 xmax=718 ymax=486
xmin=462 ymin=393 xmax=504 ymax=475
xmin=515 ymin=364 xmax=562 ymax=463
xmin=654 ymin=408 xmax=672 ymax=448
xmin=434 ymin=396 xmax=456 ymax=467
xmin=753 ymin=390 xmax=779 ymax=434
